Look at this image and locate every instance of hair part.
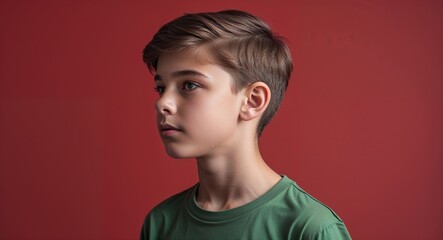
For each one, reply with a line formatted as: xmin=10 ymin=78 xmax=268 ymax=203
xmin=143 ymin=10 xmax=293 ymax=136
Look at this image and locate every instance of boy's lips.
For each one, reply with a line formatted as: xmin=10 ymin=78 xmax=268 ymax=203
xmin=159 ymin=123 xmax=182 ymax=136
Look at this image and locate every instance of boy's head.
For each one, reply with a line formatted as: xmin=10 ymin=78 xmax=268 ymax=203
xmin=143 ymin=10 xmax=293 ymax=136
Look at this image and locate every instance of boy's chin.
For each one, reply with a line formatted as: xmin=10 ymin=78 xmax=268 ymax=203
xmin=164 ymin=146 xmax=196 ymax=159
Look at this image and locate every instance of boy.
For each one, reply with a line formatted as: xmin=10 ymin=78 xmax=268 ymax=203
xmin=140 ymin=10 xmax=351 ymax=240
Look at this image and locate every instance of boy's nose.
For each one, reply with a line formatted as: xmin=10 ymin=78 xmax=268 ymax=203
xmin=155 ymin=93 xmax=177 ymax=115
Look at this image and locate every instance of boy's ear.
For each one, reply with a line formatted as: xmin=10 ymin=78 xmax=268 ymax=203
xmin=239 ymin=82 xmax=271 ymax=121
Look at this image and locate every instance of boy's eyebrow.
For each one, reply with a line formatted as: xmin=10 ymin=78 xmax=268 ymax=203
xmin=154 ymin=69 xmax=209 ymax=81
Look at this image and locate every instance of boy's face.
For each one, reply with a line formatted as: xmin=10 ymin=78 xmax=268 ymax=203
xmin=154 ymin=47 xmax=245 ymax=158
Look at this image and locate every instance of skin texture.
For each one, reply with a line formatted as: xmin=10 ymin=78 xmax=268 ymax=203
xmin=154 ymin=46 xmax=281 ymax=211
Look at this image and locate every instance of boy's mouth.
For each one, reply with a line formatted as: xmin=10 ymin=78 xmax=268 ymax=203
xmin=159 ymin=123 xmax=182 ymax=136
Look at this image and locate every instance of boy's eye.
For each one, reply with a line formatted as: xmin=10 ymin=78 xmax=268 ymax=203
xmin=154 ymin=86 xmax=165 ymax=94
xmin=182 ymin=82 xmax=199 ymax=91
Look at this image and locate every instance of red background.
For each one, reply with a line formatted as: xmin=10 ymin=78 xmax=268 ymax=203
xmin=1 ymin=0 xmax=442 ymax=239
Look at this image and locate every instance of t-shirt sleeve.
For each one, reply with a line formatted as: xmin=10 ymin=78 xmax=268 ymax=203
xmin=139 ymin=216 xmax=150 ymax=240
xmin=308 ymin=222 xmax=352 ymax=240
xmin=140 ymin=212 xmax=158 ymax=240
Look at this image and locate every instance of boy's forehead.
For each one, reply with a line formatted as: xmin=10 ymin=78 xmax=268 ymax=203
xmin=154 ymin=46 xmax=238 ymax=93
xmin=156 ymin=46 xmax=222 ymax=77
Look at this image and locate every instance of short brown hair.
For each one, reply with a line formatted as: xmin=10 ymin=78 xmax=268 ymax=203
xmin=143 ymin=10 xmax=293 ymax=136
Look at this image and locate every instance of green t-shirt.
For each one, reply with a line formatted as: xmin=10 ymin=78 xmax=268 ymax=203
xmin=140 ymin=176 xmax=351 ymax=240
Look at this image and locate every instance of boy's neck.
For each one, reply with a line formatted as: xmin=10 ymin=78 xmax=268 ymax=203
xmin=195 ymin=140 xmax=281 ymax=212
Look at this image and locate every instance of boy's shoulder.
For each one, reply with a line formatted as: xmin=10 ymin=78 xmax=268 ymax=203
xmin=286 ymin=179 xmax=344 ymax=219
xmin=283 ymin=180 xmax=348 ymax=238
xmin=146 ymin=185 xmax=194 ymax=218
